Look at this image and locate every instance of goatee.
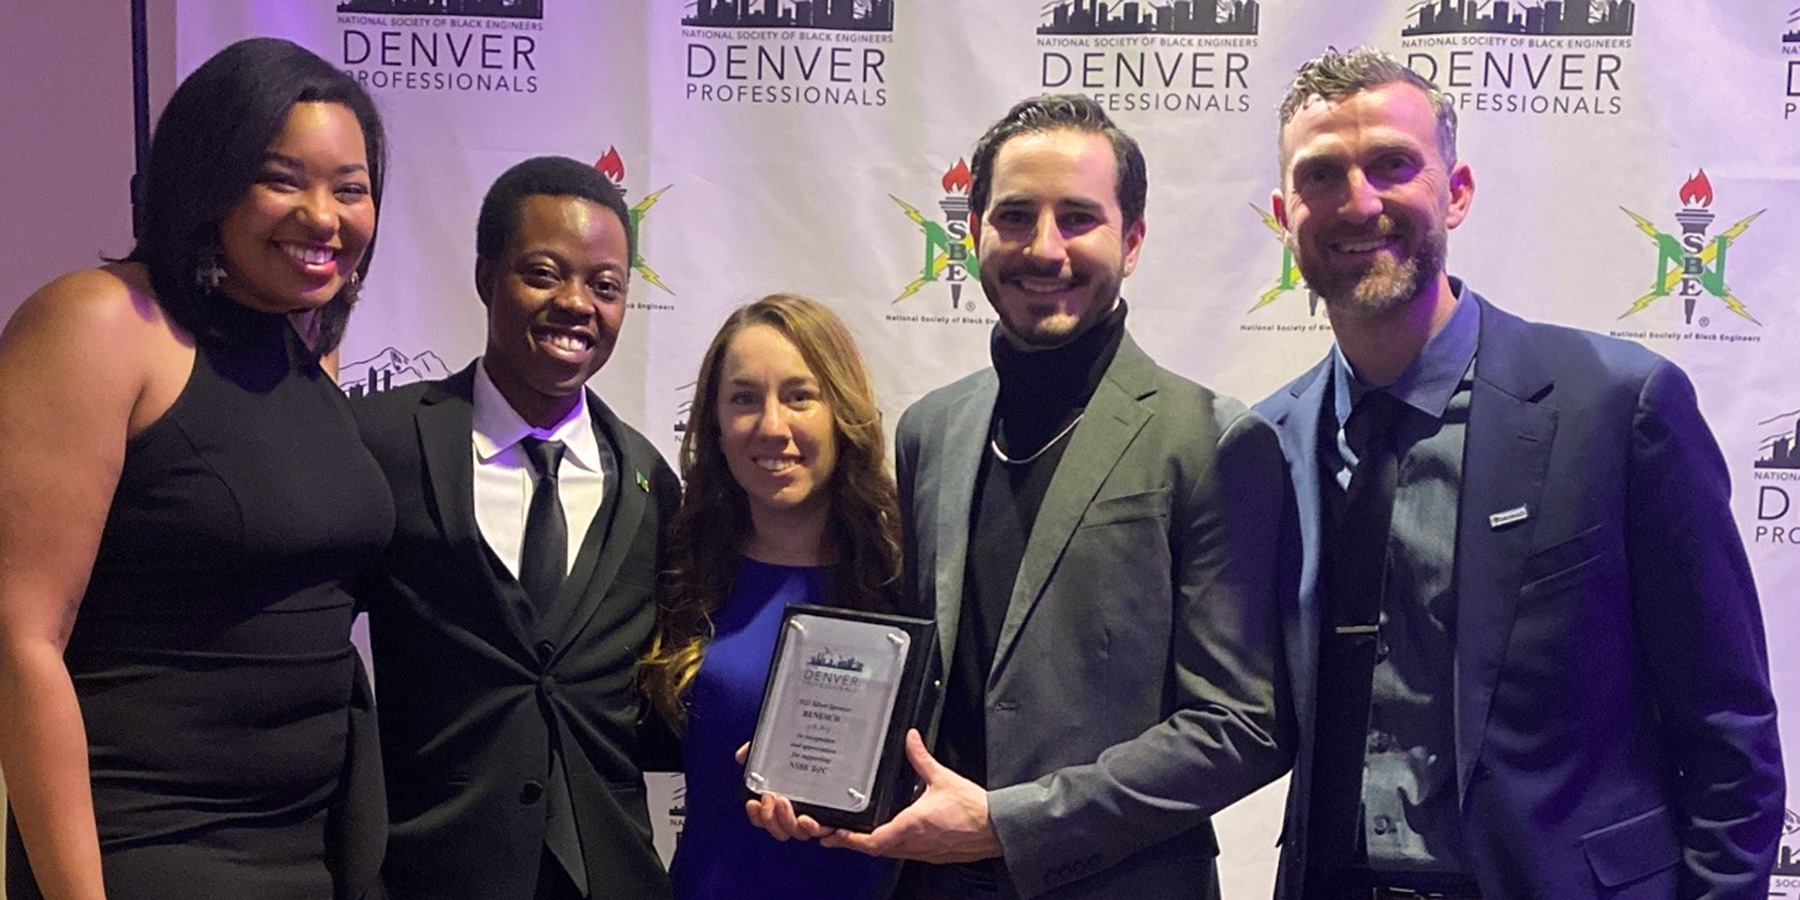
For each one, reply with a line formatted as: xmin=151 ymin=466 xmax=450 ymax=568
xmin=1319 ymin=230 xmax=1444 ymax=323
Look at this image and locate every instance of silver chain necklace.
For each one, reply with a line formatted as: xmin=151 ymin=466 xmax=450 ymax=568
xmin=989 ymin=414 xmax=1084 ymax=465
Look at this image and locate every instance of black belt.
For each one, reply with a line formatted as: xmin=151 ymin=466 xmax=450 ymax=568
xmin=1308 ymin=867 xmax=1482 ymax=900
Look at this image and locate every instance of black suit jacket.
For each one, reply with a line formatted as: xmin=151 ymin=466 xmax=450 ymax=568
xmin=352 ymin=362 xmax=680 ymax=900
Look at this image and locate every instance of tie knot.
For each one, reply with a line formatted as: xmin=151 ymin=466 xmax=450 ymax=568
xmin=521 ymin=437 xmax=566 ymax=480
xmin=1347 ymin=391 xmax=1403 ymax=457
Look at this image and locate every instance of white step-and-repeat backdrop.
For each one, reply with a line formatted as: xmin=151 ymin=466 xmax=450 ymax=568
xmin=175 ymin=1 xmax=1799 ymax=894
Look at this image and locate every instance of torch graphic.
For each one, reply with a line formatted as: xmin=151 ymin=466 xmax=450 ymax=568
xmin=939 ymin=159 xmax=973 ymax=306
xmin=1673 ymin=170 xmax=1714 ymax=325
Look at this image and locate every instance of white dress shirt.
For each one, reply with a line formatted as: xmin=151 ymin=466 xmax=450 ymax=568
xmin=470 ymin=359 xmax=606 ymax=579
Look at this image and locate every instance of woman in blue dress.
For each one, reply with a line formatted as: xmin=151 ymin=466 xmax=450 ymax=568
xmin=642 ymin=293 xmax=901 ymax=899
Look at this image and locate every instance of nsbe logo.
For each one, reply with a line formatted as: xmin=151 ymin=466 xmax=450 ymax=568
xmin=891 ymin=159 xmax=980 ymax=309
xmin=1619 ymin=170 xmax=1762 ymax=326
xmin=594 ymin=147 xmax=675 ymax=294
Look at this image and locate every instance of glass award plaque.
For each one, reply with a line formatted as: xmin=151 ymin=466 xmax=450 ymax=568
xmin=743 ymin=605 xmax=940 ymax=832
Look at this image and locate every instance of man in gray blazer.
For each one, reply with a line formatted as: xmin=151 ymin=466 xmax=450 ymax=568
xmin=818 ymin=95 xmax=1294 ymax=899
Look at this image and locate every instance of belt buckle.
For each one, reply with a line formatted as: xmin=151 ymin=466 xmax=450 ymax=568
xmin=1375 ymin=888 xmax=1473 ymax=900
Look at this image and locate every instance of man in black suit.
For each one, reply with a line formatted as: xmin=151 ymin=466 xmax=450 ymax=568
xmin=353 ymin=156 xmax=679 ymax=900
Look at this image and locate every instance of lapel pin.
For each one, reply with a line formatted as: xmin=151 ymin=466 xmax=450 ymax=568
xmin=636 ymin=471 xmax=650 ymax=492
xmin=1488 ymin=505 xmax=1529 ymax=530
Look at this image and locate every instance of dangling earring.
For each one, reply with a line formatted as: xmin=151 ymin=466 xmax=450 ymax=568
xmin=347 ymin=271 xmax=362 ymax=291
xmin=194 ymin=245 xmax=227 ymax=290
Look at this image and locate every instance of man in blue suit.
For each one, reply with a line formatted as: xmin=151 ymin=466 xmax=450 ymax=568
xmin=1257 ymin=48 xmax=1784 ymax=899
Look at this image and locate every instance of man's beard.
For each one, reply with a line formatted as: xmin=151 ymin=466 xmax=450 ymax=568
xmin=1307 ymin=224 xmax=1445 ymax=322
xmin=980 ymin=265 xmax=1119 ymax=350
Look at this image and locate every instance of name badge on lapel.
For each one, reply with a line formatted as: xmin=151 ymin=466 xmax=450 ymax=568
xmin=1488 ymin=505 xmax=1529 ymax=530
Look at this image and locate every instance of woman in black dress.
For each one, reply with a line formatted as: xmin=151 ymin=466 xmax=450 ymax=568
xmin=0 ymin=38 xmax=393 ymax=900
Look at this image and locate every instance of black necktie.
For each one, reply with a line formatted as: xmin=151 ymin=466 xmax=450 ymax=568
xmin=1307 ymin=390 xmax=1404 ymax=873
xmin=518 ymin=437 xmax=567 ymax=614
xmin=1337 ymin=391 xmax=1403 ymax=625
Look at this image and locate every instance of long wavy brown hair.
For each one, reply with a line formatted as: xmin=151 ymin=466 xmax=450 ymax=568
xmin=641 ymin=294 xmax=901 ymax=731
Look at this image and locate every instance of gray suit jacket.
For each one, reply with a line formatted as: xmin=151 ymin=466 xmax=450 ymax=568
xmin=894 ymin=332 xmax=1296 ymax=899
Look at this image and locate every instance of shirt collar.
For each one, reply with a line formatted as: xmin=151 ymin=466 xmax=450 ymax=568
xmin=1331 ymin=279 xmax=1479 ymax=424
xmin=471 ymin=358 xmax=600 ymax=471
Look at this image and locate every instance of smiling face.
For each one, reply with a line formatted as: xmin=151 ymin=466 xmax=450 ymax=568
xmin=972 ymin=128 xmax=1145 ymax=350
xmin=1273 ymin=82 xmax=1473 ymax=322
xmin=478 ymin=193 xmax=630 ymax=428
xmin=715 ymin=323 xmax=840 ymax=533
xmin=216 ymin=101 xmax=374 ymax=315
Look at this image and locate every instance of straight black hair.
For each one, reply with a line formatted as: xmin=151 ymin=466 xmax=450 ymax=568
xmin=127 ymin=37 xmax=387 ymax=356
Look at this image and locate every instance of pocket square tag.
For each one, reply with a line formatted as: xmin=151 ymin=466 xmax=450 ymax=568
xmin=1488 ymin=505 xmax=1529 ymax=530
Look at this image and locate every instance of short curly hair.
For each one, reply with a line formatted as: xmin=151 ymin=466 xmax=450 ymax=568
xmin=1277 ymin=47 xmax=1458 ymax=168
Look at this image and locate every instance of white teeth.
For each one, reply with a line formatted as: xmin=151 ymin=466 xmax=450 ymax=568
xmin=1016 ymin=278 xmax=1070 ymax=294
xmin=281 ymin=244 xmax=335 ymax=265
xmin=544 ymin=332 xmax=591 ymax=352
xmin=755 ymin=458 xmax=796 ymax=472
xmin=1336 ymin=238 xmax=1391 ymax=253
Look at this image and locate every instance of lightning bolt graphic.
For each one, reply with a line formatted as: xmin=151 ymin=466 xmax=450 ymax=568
xmin=630 ymin=186 xmax=675 ymax=294
xmin=1617 ymin=207 xmax=1673 ymax=318
xmin=1618 ymin=207 xmax=1763 ymax=321
xmin=1711 ymin=208 xmax=1765 ymax=325
xmin=891 ymin=194 xmax=928 ymax=227
xmin=889 ymin=195 xmax=960 ymax=303
xmin=1621 ymin=206 xmax=1661 ymax=240
xmin=633 ymin=185 xmax=672 ymax=217
xmin=1718 ymin=208 xmax=1764 ymax=243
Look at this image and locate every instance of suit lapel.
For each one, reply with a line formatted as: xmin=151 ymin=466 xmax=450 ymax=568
xmin=931 ymin=376 xmax=997 ymax=674
xmin=544 ymin=394 xmax=648 ymax=647
xmin=989 ymin=338 xmax=1154 ymax=680
xmin=417 ymin=366 xmax=540 ymax=653
xmin=417 ymin=368 xmax=481 ymax=559
xmin=1268 ymin=358 xmax=1333 ymax=759
xmin=1453 ymin=298 xmax=1557 ymax=803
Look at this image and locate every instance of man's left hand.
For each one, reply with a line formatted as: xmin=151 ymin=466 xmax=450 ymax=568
xmin=822 ymin=729 xmax=1002 ymax=863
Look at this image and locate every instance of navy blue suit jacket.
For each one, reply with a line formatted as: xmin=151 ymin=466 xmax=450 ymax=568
xmin=1257 ymin=293 xmax=1783 ymax=899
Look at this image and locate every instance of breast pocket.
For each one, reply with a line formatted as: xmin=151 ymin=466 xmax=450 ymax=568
xmin=1078 ymin=487 xmax=1171 ymax=529
xmin=1521 ymin=522 xmax=1607 ymax=598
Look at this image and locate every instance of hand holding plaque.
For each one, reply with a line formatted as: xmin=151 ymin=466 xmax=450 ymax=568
xmin=742 ymin=605 xmax=941 ymax=832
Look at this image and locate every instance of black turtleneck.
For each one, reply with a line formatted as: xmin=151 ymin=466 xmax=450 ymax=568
xmin=938 ymin=300 xmax=1128 ymax=789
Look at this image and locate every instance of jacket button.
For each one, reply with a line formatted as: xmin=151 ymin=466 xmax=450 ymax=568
xmin=520 ymin=781 xmax=544 ymax=804
xmin=539 ymin=674 xmax=557 ymax=692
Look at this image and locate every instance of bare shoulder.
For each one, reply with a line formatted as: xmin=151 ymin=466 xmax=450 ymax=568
xmin=0 ymin=263 xmax=193 ymax=435
xmin=2 ymin=264 xmax=173 ymax=345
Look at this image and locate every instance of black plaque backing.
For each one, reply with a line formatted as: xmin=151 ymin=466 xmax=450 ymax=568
xmin=743 ymin=604 xmax=941 ymax=832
